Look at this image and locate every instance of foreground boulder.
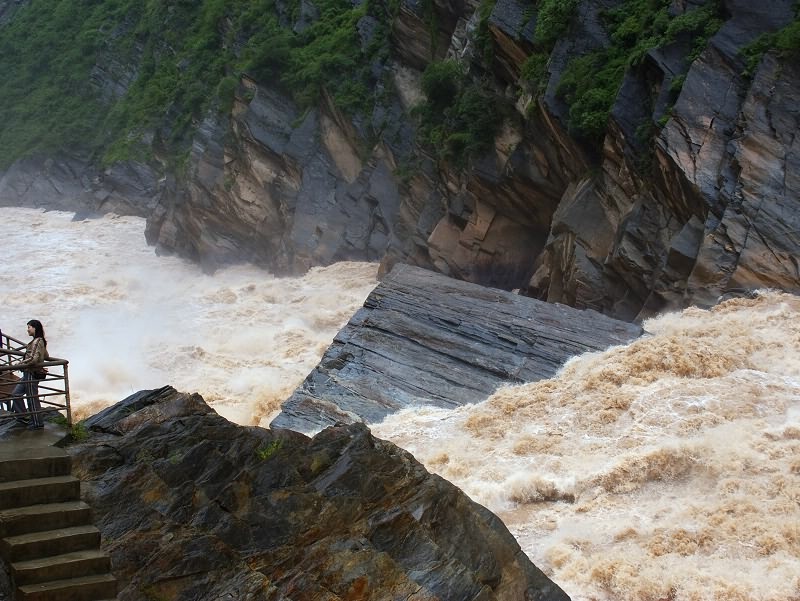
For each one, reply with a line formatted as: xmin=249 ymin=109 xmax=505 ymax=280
xmin=65 ymin=386 xmax=570 ymax=601
xmin=272 ymin=264 xmax=642 ymax=432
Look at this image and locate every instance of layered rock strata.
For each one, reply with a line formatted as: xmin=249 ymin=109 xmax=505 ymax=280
xmin=64 ymin=386 xmax=570 ymax=601
xmin=271 ymin=264 xmax=642 ymax=432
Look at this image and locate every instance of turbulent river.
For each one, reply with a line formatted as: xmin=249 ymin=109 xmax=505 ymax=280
xmin=1 ymin=207 xmax=379 ymax=425
xmin=3 ymin=207 xmax=799 ymax=601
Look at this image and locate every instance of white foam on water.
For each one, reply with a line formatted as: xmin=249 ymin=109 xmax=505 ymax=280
xmin=373 ymin=291 xmax=800 ymax=601
xmin=6 ymin=206 xmax=800 ymax=600
xmin=0 ymin=207 xmax=378 ymax=425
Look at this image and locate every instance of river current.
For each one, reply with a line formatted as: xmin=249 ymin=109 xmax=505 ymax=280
xmin=1 ymin=208 xmax=378 ymax=425
xmin=3 ymin=207 xmax=799 ymax=600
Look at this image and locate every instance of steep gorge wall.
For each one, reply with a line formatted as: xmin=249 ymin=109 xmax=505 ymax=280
xmin=1 ymin=0 xmax=797 ymax=320
xmin=539 ymin=0 xmax=800 ymax=319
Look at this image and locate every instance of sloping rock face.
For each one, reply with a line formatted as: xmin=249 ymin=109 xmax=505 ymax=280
xmin=652 ymin=34 xmax=800 ymax=308
xmin=66 ymin=386 xmax=570 ymax=601
xmin=272 ymin=264 xmax=642 ymax=432
xmin=144 ymin=82 xmax=413 ymax=271
xmin=485 ymin=0 xmax=800 ymax=319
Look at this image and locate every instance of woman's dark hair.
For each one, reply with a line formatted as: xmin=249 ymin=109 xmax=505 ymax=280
xmin=27 ymin=319 xmax=47 ymax=346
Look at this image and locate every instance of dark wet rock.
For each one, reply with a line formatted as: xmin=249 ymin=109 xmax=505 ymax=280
xmin=66 ymin=386 xmax=571 ymax=601
xmin=272 ymin=264 xmax=642 ymax=432
xmin=144 ymin=79 xmax=410 ymax=273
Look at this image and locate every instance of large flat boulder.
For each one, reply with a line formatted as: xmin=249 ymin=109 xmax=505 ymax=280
xmin=271 ymin=264 xmax=642 ymax=432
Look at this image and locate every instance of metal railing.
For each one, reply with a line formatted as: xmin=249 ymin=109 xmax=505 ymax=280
xmin=0 ymin=328 xmax=72 ymax=426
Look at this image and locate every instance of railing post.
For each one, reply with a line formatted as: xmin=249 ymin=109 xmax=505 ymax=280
xmin=62 ymin=362 xmax=72 ymax=427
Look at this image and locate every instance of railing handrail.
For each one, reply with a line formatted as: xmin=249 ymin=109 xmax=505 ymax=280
xmin=1 ymin=328 xmax=72 ymax=426
xmin=0 ymin=358 xmax=69 ymax=371
xmin=1 ymin=330 xmax=26 ymax=349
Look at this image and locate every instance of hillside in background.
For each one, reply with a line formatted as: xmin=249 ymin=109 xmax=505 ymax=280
xmin=0 ymin=0 xmax=798 ymax=320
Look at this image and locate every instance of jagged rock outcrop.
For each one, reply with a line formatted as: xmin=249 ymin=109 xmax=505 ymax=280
xmin=144 ymin=77 xmax=419 ymax=272
xmin=523 ymin=0 xmax=800 ymax=318
xmin=64 ymin=386 xmax=570 ymax=601
xmin=653 ymin=6 xmax=800 ymax=307
xmin=272 ymin=264 xmax=642 ymax=432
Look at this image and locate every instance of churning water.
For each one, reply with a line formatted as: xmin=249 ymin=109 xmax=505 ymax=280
xmin=0 ymin=207 xmax=378 ymax=425
xmin=373 ymin=291 xmax=800 ymax=600
xmin=3 ymin=207 xmax=799 ymax=600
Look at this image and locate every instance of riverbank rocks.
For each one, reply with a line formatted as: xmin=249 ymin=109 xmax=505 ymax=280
xmin=65 ymin=386 xmax=570 ymax=601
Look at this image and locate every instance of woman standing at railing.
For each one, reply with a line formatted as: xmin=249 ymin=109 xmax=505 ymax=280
xmin=10 ymin=319 xmax=49 ymax=430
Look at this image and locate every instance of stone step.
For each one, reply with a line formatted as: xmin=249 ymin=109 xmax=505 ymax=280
xmin=0 ymin=475 xmax=80 ymax=510
xmin=12 ymin=548 xmax=111 ymax=585
xmin=0 ymin=500 xmax=92 ymax=538
xmin=17 ymin=573 xmax=117 ymax=601
xmin=0 ymin=447 xmax=71 ymax=483
xmin=1 ymin=524 xmax=100 ymax=562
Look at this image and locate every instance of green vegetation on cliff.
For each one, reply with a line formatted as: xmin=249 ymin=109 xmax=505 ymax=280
xmin=556 ymin=0 xmax=724 ymax=142
xmin=0 ymin=0 xmax=395 ymax=169
xmin=0 ymin=0 xmax=106 ymax=168
xmin=1 ymin=0 xmax=791 ymax=174
xmin=740 ymin=14 xmax=800 ymax=76
xmin=534 ymin=0 xmax=579 ymax=47
xmin=415 ymin=60 xmax=503 ymax=167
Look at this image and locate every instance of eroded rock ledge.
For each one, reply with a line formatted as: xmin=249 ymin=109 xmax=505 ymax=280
xmin=271 ymin=264 xmax=642 ymax=432
xmin=67 ymin=386 xmax=570 ymax=601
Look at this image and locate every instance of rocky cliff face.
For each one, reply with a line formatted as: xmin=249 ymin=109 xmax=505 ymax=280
xmin=0 ymin=155 xmax=161 ymax=218
xmin=143 ymin=79 xmax=412 ymax=272
xmin=1 ymin=0 xmax=797 ymax=319
xmin=64 ymin=386 xmax=570 ymax=601
xmin=532 ymin=0 xmax=800 ymax=319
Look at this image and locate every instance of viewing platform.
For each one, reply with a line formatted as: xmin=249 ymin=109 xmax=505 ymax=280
xmin=0 ymin=329 xmax=115 ymax=599
xmin=0 ymin=329 xmax=73 ymax=428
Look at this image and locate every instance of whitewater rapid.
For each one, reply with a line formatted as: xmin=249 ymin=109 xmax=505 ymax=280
xmin=0 ymin=207 xmax=378 ymax=425
xmin=373 ymin=291 xmax=800 ymax=601
xmin=3 ymin=207 xmax=799 ymax=600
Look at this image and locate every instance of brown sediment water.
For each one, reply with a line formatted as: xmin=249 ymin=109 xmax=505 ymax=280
xmin=5 ymin=207 xmax=799 ymax=599
xmin=1 ymin=207 xmax=378 ymax=426
xmin=372 ymin=292 xmax=800 ymax=600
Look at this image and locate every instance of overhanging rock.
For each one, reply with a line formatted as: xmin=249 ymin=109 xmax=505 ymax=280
xmin=271 ymin=264 xmax=643 ymax=432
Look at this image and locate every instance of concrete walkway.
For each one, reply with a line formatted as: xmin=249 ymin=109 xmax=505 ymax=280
xmin=0 ymin=421 xmax=66 ymax=453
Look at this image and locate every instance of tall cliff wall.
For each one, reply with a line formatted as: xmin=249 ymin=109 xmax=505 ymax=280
xmin=0 ymin=0 xmax=797 ymax=320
